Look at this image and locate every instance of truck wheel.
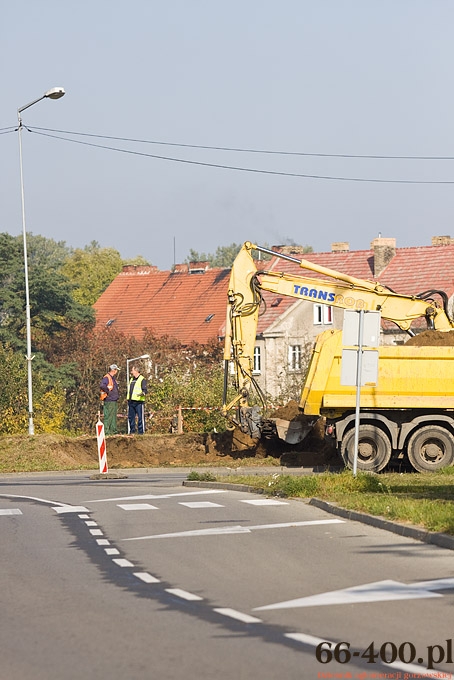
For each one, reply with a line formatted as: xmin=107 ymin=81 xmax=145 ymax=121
xmin=341 ymin=425 xmax=392 ymax=473
xmin=407 ymin=425 xmax=454 ymax=472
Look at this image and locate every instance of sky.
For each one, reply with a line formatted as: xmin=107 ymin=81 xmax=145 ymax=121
xmin=2 ymin=1 xmax=454 ymax=271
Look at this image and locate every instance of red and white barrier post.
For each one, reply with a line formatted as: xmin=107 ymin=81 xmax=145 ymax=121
xmin=96 ymin=418 xmax=109 ymax=474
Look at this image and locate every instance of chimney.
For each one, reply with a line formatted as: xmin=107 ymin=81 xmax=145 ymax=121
xmin=432 ymin=235 xmax=453 ymax=246
xmin=121 ymin=265 xmax=157 ymax=274
xmin=331 ymin=242 xmax=349 ymax=253
xmin=173 ymin=263 xmax=189 ymax=274
xmin=271 ymin=245 xmax=308 ymax=255
xmin=371 ymin=237 xmax=396 ymax=277
xmin=189 ymin=261 xmax=210 ymax=273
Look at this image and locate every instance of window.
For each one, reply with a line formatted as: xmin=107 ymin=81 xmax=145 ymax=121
xmin=253 ymin=346 xmax=261 ymax=373
xmin=314 ymin=304 xmax=333 ymax=325
xmin=288 ymin=345 xmax=301 ymax=371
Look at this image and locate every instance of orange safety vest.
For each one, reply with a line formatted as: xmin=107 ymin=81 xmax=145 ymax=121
xmin=100 ymin=373 xmax=114 ymax=401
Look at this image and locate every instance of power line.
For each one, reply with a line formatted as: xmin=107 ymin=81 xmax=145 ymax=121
xmin=30 ymin=125 xmax=454 ymax=161
xmin=26 ymin=128 xmax=454 ymax=185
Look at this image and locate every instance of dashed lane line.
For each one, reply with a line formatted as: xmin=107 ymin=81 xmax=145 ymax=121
xmin=112 ymin=558 xmax=135 ymax=568
xmin=165 ymin=588 xmax=204 ymax=601
xmin=0 ymin=508 xmax=22 ymax=516
xmin=105 ymin=548 xmax=120 ymax=555
xmin=133 ymin=572 xmax=160 ymax=584
xmin=178 ymin=501 xmax=224 ymax=508
xmin=53 ymin=505 xmax=90 ymax=514
xmin=117 ymin=503 xmax=159 ymax=510
xmin=213 ymin=608 xmax=262 ymax=624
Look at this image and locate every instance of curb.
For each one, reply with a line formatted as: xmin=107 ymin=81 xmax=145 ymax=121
xmin=309 ymin=498 xmax=454 ymax=551
xmin=183 ymin=480 xmax=454 ymax=551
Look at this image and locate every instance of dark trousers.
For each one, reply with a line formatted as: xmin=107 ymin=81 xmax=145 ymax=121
xmin=128 ymin=400 xmax=145 ymax=434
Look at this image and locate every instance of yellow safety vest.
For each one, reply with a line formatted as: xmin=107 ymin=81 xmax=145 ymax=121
xmin=129 ymin=375 xmax=145 ymax=401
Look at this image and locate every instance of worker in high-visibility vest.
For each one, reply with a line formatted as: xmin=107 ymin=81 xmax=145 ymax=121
xmin=128 ymin=365 xmax=148 ymax=434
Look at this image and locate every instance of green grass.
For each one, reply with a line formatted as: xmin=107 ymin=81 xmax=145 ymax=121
xmin=189 ymin=468 xmax=454 ymax=535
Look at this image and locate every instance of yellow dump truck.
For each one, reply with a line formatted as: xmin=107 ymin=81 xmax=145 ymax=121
xmin=222 ymin=242 xmax=454 ymax=473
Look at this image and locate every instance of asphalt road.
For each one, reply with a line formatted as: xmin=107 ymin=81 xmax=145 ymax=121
xmin=1 ymin=470 xmax=453 ymax=680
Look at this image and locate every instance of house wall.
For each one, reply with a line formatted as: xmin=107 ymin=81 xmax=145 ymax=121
xmin=255 ymin=299 xmax=341 ymax=403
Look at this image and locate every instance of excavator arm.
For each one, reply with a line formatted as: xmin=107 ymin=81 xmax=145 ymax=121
xmin=222 ymin=241 xmax=453 ymax=434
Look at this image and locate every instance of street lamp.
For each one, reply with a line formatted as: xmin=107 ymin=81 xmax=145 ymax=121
xmin=126 ymin=354 xmax=150 ymax=433
xmin=17 ymin=87 xmax=65 ymax=435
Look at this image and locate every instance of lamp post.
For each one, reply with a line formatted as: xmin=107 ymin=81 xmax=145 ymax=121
xmin=126 ymin=354 xmax=150 ymax=433
xmin=17 ymin=87 xmax=65 ymax=435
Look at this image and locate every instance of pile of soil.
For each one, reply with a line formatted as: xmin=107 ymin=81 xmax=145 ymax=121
xmin=0 ymin=406 xmax=336 ymax=473
xmin=405 ymin=330 xmax=454 ymax=346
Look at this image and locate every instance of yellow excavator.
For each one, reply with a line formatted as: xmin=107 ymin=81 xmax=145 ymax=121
xmin=222 ymin=241 xmax=454 ymax=472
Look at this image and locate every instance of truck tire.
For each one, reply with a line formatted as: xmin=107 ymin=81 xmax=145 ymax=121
xmin=407 ymin=425 xmax=454 ymax=472
xmin=341 ymin=425 xmax=392 ymax=473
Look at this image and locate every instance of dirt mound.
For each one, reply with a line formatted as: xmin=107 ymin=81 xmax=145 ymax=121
xmin=405 ymin=330 xmax=454 ymax=346
xmin=269 ymin=400 xmax=305 ymax=421
xmin=0 ymin=425 xmax=336 ymax=473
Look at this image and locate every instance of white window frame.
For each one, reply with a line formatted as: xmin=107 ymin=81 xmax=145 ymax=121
xmin=288 ymin=344 xmax=301 ymax=371
xmin=314 ymin=304 xmax=333 ymax=325
xmin=253 ymin=346 xmax=261 ymax=374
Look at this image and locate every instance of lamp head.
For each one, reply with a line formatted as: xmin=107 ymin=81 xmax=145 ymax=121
xmin=44 ymin=87 xmax=65 ymax=100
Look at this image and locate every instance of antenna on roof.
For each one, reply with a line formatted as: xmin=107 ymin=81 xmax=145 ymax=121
xmin=173 ymin=236 xmax=176 ymax=270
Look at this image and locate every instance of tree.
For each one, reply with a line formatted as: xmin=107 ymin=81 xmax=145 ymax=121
xmin=185 ymin=243 xmax=243 ymax=268
xmin=0 ymin=344 xmax=65 ymax=434
xmin=0 ymin=232 xmax=92 ymax=348
xmin=61 ymin=242 xmax=151 ymax=305
xmin=185 ymin=241 xmax=313 ymax=269
xmin=61 ymin=241 xmax=123 ymax=306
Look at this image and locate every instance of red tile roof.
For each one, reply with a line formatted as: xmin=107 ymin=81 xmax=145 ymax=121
xmin=94 ymin=243 xmax=454 ymax=343
xmin=94 ymin=266 xmax=230 ymax=344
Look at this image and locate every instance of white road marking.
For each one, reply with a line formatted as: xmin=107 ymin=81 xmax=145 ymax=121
xmin=125 ymin=526 xmax=250 ymax=540
xmin=134 ymin=572 xmax=160 ymax=584
xmin=285 ymin=632 xmax=334 ymax=646
xmin=96 ymin=539 xmax=110 ymax=546
xmin=0 ymin=508 xmax=22 ymax=515
xmin=178 ymin=501 xmax=224 ymax=508
xmin=249 ymin=520 xmax=343 ymax=531
xmin=86 ymin=490 xmax=227 ymax=503
xmin=112 ymin=558 xmax=135 ymax=567
xmin=85 ymin=521 xmax=98 ymax=526
xmin=123 ymin=519 xmax=344 ymax=541
xmin=0 ymin=494 xmax=67 ymax=506
xmin=214 ymin=608 xmax=262 ymax=624
xmin=165 ymin=588 xmax=203 ymax=601
xmin=53 ymin=505 xmax=90 ymax=513
xmin=117 ymin=503 xmax=158 ymax=510
xmin=254 ymin=578 xmax=452 ymax=611
xmin=410 ymin=577 xmax=454 ymax=591
xmin=78 ymin=514 xmax=90 ymax=519
xmin=89 ymin=529 xmax=103 ymax=536
xmin=240 ymin=499 xmax=288 ymax=506
xmin=105 ymin=548 xmax=120 ymax=555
